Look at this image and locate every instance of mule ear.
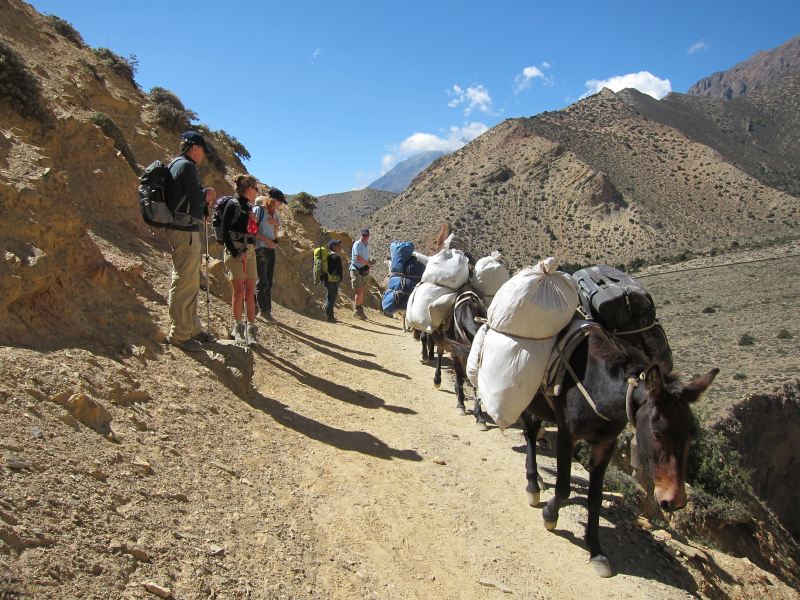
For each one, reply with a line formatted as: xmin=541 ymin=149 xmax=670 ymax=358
xmin=684 ymin=368 xmax=719 ymax=403
xmin=645 ymin=364 xmax=663 ymax=397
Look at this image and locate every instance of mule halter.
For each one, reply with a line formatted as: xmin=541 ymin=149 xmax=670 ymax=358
xmin=625 ymin=372 xmax=646 ymax=427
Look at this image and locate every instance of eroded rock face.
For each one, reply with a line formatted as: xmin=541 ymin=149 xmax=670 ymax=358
xmin=723 ymin=381 xmax=800 ymax=537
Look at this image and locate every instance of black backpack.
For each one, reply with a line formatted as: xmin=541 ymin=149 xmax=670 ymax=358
xmin=138 ymin=157 xmax=195 ymax=228
xmin=572 ymin=265 xmax=656 ymax=333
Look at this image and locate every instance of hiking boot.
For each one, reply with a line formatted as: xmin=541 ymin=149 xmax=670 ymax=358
xmin=259 ymin=311 xmax=274 ymax=323
xmin=193 ymin=330 xmax=216 ymax=343
xmin=247 ymin=324 xmax=259 ymax=344
xmin=231 ymin=322 xmax=246 ymax=343
xmin=356 ymin=306 xmax=367 ymax=320
xmin=167 ymin=336 xmax=204 ymax=353
xmin=327 ymin=316 xmax=338 ymax=323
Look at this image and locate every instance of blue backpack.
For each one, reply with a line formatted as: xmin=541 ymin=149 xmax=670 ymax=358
xmin=382 ymin=254 xmax=425 ymax=314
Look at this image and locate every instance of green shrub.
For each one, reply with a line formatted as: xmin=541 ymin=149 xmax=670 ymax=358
xmin=738 ymin=333 xmax=755 ymax=346
xmin=733 ymin=373 xmax=747 ymax=381
xmin=687 ymin=426 xmax=751 ymax=500
xmin=290 ymin=192 xmax=317 ymax=215
xmin=0 ymin=40 xmax=49 ymax=122
xmin=148 ymin=86 xmax=198 ymax=132
xmin=702 ymin=306 xmax=716 ymax=314
xmin=93 ymin=48 xmax=138 ymax=85
xmin=777 ymin=329 xmax=793 ymax=340
xmin=46 ymin=15 xmax=84 ymax=46
xmin=216 ymin=129 xmax=251 ymax=161
xmin=90 ymin=112 xmax=139 ymax=174
xmin=192 ymin=124 xmax=226 ymax=172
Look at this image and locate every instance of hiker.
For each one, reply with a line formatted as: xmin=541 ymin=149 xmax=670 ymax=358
xmin=165 ymin=131 xmax=217 ymax=352
xmin=323 ymin=240 xmax=344 ymax=322
xmin=222 ymin=174 xmax=260 ymax=344
xmin=252 ymin=188 xmax=286 ymax=322
xmin=350 ymin=228 xmax=371 ymax=319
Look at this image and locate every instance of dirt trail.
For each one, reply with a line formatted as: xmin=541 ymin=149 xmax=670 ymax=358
xmin=244 ymin=307 xmax=703 ymax=600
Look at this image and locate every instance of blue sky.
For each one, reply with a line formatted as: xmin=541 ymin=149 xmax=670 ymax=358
xmin=29 ymin=1 xmax=799 ymax=196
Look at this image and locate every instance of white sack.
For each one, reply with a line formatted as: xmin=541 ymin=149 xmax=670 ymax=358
xmin=412 ymin=251 xmax=429 ymax=265
xmin=487 ymin=257 xmax=578 ymax=339
xmin=473 ymin=251 xmax=510 ymax=299
xmin=420 ymin=249 xmax=469 ymax=289
xmin=429 ymin=291 xmax=458 ymax=329
xmin=466 ymin=324 xmax=488 ymax=387
xmin=406 ymin=281 xmax=455 ymax=332
xmin=477 ymin=328 xmax=557 ymax=430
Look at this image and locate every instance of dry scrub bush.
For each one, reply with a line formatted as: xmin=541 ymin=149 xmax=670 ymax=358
xmin=45 ymin=15 xmax=84 ymax=46
xmin=0 ymin=40 xmax=49 ymax=122
xmin=148 ymin=86 xmax=198 ymax=132
xmin=216 ymin=129 xmax=251 ymax=161
xmin=93 ymin=48 xmax=138 ymax=85
xmin=90 ymin=112 xmax=139 ymax=174
xmin=290 ymin=192 xmax=318 ymax=215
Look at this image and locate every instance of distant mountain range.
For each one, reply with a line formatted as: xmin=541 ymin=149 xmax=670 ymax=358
xmin=315 ymin=188 xmax=398 ymax=234
xmin=366 ymin=36 xmax=800 ymax=278
xmin=688 ymin=35 xmax=800 ymax=100
xmin=368 ymin=151 xmax=445 ymax=193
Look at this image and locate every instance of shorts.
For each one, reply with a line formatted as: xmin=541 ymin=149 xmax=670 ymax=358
xmin=225 ymin=245 xmax=257 ymax=281
xmin=350 ymin=269 xmax=366 ymax=288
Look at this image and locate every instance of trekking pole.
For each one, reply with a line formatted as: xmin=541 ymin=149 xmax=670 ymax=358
xmin=203 ymin=218 xmax=211 ymax=328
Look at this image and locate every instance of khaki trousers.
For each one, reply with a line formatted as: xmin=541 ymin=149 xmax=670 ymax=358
xmin=166 ymin=229 xmax=202 ymax=341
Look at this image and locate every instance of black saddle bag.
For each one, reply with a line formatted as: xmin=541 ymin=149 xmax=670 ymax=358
xmin=572 ymin=265 xmax=656 ymax=333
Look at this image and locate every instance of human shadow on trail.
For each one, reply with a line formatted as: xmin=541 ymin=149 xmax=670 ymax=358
xmin=363 ymin=318 xmax=402 ymax=331
xmin=252 ymin=346 xmax=415 ymax=415
xmin=188 ymin=342 xmax=421 ymax=461
xmin=275 ymin=323 xmax=410 ymax=380
xmin=346 ymin=324 xmax=396 ymax=336
xmin=275 ymin=322 xmax=375 ymax=357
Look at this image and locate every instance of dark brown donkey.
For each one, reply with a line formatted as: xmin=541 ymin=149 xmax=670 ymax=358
xmin=519 ymin=324 xmax=718 ymax=577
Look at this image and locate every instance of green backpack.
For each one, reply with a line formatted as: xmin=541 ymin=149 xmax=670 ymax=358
xmin=313 ymin=246 xmax=342 ymax=284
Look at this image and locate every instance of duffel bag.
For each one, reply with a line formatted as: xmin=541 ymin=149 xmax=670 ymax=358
xmin=572 ymin=265 xmax=656 ymax=333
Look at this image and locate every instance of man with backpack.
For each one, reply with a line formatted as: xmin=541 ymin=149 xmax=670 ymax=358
xmin=252 ymin=188 xmax=286 ymax=322
xmin=165 ymin=131 xmax=217 ymax=352
xmin=350 ymin=228 xmax=371 ymax=319
xmin=321 ymin=240 xmax=344 ymax=322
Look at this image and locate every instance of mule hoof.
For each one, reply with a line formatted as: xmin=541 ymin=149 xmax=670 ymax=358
xmin=590 ymin=555 xmax=613 ymax=578
xmin=433 ymin=382 xmax=441 ymax=389
xmin=476 ymin=421 xmax=488 ymax=432
xmin=526 ymin=491 xmax=540 ymax=507
xmin=543 ymin=518 xmax=558 ymax=531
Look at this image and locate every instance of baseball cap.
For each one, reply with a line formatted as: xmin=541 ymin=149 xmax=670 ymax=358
xmin=181 ymin=130 xmax=210 ymax=153
xmin=327 ymin=239 xmax=342 ymax=250
xmin=360 ymin=228 xmax=370 ymax=236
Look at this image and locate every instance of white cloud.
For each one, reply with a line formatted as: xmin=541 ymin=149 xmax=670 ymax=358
xmin=583 ymin=71 xmax=672 ymax=99
xmin=446 ymin=84 xmax=493 ymax=116
xmin=514 ymin=64 xmax=552 ymax=93
xmin=312 ymin=48 xmax=321 ymax=60
xmin=687 ymin=40 xmax=709 ymax=55
xmin=381 ymin=122 xmax=489 ymax=173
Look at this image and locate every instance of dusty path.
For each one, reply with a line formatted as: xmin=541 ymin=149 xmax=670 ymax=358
xmin=246 ymin=307 xmax=704 ymax=599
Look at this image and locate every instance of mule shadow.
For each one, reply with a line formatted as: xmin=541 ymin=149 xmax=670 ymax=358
xmin=347 ymin=324 xmax=396 ymax=336
xmin=252 ymin=346 xmax=415 ymax=415
xmin=274 ymin=323 xmax=410 ymax=380
xmin=186 ymin=342 xmax=420 ymax=461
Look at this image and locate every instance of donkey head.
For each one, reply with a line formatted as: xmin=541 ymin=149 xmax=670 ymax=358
xmin=634 ymin=365 xmax=719 ymax=512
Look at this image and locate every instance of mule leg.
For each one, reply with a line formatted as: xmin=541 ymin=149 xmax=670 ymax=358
xmin=542 ymin=426 xmax=573 ymax=530
xmin=433 ymin=345 xmax=443 ymax=389
xmin=520 ymin=412 xmax=544 ymax=506
xmin=453 ymin=358 xmax=466 ymax=413
xmin=586 ymin=440 xmax=615 ymax=577
xmin=420 ymin=333 xmax=430 ymax=363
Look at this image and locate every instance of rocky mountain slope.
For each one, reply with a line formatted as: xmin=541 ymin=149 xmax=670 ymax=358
xmin=368 ymin=151 xmax=445 ymax=193
xmin=369 ymin=74 xmax=798 ymax=277
xmin=315 ymin=188 xmax=397 ymax=234
xmin=688 ymin=34 xmax=800 ymax=100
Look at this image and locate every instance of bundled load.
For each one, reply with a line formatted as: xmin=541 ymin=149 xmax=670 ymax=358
xmin=405 ymin=248 xmax=470 ymax=331
xmin=472 ymin=251 xmax=510 ymax=306
xmin=467 ymin=257 xmax=579 ymax=429
xmin=381 ymin=242 xmax=426 ymax=315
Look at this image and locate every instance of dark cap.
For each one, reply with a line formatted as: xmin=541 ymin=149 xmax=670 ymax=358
xmin=327 ymin=239 xmax=341 ymax=250
xmin=360 ymin=228 xmax=370 ymax=236
xmin=268 ymin=188 xmax=286 ymax=204
xmin=181 ymin=130 xmax=210 ymax=153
